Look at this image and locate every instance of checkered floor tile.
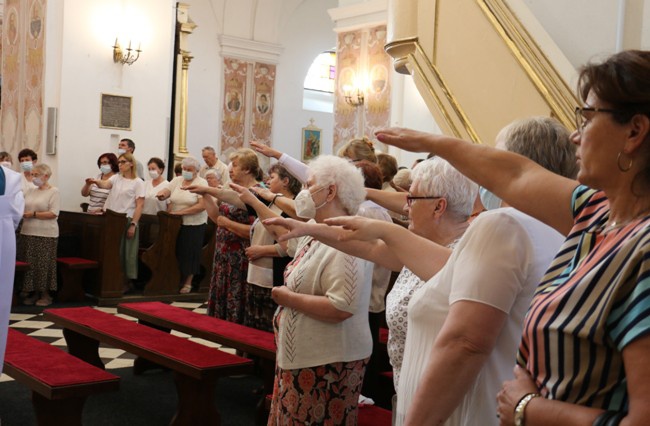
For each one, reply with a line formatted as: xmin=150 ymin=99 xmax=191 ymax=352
xmin=1 ymin=301 xmax=235 ymax=383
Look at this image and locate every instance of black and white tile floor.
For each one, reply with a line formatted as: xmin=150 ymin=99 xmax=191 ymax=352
xmin=1 ymin=302 xmax=238 ymax=383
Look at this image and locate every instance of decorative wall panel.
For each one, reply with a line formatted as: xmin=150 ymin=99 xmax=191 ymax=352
xmin=220 ymin=57 xmax=248 ymax=157
xmin=250 ymin=62 xmax=275 ymax=147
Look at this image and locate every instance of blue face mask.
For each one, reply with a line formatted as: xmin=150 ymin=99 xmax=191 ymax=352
xmin=182 ymin=170 xmax=194 ymax=181
xmin=20 ymin=161 xmax=33 ymax=172
xmin=479 ymin=186 xmax=502 ymax=210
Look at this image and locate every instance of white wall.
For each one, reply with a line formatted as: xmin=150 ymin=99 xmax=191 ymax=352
xmin=51 ymin=0 xmax=175 ymax=210
xmin=272 ymin=0 xmax=338 ymax=159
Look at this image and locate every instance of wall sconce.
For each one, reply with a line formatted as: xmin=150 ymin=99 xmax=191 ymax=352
xmin=113 ymin=38 xmax=141 ymax=66
xmin=343 ymin=85 xmax=364 ymax=107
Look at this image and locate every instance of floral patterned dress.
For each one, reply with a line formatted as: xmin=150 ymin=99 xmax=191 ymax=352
xmin=207 ymin=201 xmax=255 ymax=323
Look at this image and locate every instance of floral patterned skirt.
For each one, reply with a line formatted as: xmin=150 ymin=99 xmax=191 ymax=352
xmin=267 ymin=358 xmax=369 ymax=426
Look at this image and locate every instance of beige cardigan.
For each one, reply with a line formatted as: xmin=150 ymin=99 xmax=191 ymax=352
xmin=275 ymin=235 xmax=373 ymax=370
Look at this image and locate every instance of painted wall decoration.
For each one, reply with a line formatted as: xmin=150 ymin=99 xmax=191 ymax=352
xmin=0 ymin=0 xmax=45 ymax=160
xmin=220 ymin=57 xmax=248 ymax=158
xmin=364 ymin=26 xmax=391 ymax=152
xmin=220 ymin=57 xmax=276 ymax=165
xmin=301 ymin=118 xmax=321 ymax=162
xmin=333 ymin=30 xmax=361 ymax=153
xmin=250 ymin=62 xmax=275 ymax=147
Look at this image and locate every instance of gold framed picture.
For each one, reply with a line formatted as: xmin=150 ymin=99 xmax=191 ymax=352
xmin=100 ymin=93 xmax=132 ymax=130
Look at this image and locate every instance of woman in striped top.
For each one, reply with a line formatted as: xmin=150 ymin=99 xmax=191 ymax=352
xmin=374 ymin=50 xmax=650 ymax=425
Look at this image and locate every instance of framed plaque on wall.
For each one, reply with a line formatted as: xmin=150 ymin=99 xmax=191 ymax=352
xmin=100 ymin=93 xmax=132 ymax=130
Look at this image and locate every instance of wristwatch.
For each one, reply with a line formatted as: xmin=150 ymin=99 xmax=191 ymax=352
xmin=514 ymin=393 xmax=540 ymax=426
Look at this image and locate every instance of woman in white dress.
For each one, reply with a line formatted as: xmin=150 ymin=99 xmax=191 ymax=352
xmin=142 ymin=157 xmax=169 ymax=215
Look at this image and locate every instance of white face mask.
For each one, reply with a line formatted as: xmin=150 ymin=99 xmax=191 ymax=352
xmin=182 ymin=170 xmax=194 ymax=181
xmin=149 ymin=170 xmax=160 ymax=179
xmin=32 ymin=177 xmax=44 ymax=187
xmin=100 ymin=164 xmax=112 ymax=175
xmin=0 ymin=161 xmax=11 ymax=168
xmin=20 ymin=161 xmax=33 ymax=172
xmin=479 ymin=186 xmax=502 ymax=210
xmin=294 ymin=187 xmax=327 ymax=219
xmin=117 ymin=148 xmax=127 ymax=155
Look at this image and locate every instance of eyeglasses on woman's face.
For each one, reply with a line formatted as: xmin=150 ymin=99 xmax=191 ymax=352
xmin=574 ymin=106 xmax=622 ymax=133
xmin=117 ymin=160 xmax=130 ymax=165
xmin=406 ymin=194 xmax=441 ymax=207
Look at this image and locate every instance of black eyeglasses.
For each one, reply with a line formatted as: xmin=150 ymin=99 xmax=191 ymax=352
xmin=117 ymin=160 xmax=129 ymax=165
xmin=406 ymin=195 xmax=441 ymax=207
xmin=574 ymin=106 xmax=621 ymax=133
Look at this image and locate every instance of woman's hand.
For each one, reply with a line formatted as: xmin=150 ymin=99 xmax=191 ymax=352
xmin=263 ymin=216 xmax=312 ymax=241
xmin=324 ymin=216 xmax=386 ymax=242
xmin=375 ymin=127 xmax=441 ymax=154
xmin=126 ymin=224 xmax=136 ymax=239
xmin=85 ymin=178 xmax=97 ymax=186
xmin=496 ymin=366 xmax=539 ymax=425
xmin=186 ymin=185 xmax=211 ymax=195
xmin=245 ymin=245 xmax=266 ymax=261
xmin=271 ymin=286 xmax=293 ymax=306
xmin=250 ymin=141 xmax=282 ymax=159
xmin=215 ymin=216 xmax=229 ymax=227
xmin=250 ymin=186 xmax=274 ymax=202
xmin=229 ymin=182 xmax=257 ymax=205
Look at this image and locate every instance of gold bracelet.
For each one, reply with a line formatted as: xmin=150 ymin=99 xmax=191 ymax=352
xmin=514 ymin=393 xmax=541 ymax=426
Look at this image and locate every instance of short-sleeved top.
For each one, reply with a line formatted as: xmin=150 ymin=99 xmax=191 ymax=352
xmin=199 ymin=160 xmax=230 ymax=185
xmin=396 ymin=208 xmax=564 ymax=426
xmin=167 ymin=176 xmax=208 ymax=226
xmin=274 ymin=235 xmax=374 ymax=370
xmin=87 ymin=173 xmax=111 ymax=213
xmin=518 ymin=185 xmax=650 ymax=411
xmin=103 ymin=174 xmax=145 ymax=218
xmin=142 ymin=179 xmax=169 ymax=215
xmin=21 ymin=186 xmax=60 ymax=238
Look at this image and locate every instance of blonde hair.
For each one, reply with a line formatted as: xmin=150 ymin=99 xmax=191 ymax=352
xmin=337 ymin=137 xmax=377 ymax=163
xmin=118 ymin=153 xmax=137 ymax=179
xmin=229 ymin=148 xmax=262 ymax=180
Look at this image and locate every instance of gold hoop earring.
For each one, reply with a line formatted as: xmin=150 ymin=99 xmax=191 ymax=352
xmin=617 ymin=151 xmax=633 ymax=172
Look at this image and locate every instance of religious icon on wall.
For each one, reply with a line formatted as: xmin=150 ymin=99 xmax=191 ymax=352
xmin=226 ymin=90 xmax=242 ymax=112
xmin=302 ymin=119 xmax=321 ymax=162
xmin=256 ymin=93 xmax=270 ymax=115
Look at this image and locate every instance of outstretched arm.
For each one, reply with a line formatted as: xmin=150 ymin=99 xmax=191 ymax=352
xmin=264 ymin=216 xmax=405 ymax=271
xmin=325 ymin=215 xmax=451 ymax=281
xmin=375 ymin=128 xmax=578 ymax=234
xmin=366 ymin=188 xmax=408 ymax=215
xmin=186 ymin=184 xmax=246 ymax=210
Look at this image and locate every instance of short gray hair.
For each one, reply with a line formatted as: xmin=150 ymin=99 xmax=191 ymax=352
xmin=33 ymin=163 xmax=52 ymax=177
xmin=411 ymin=158 xmax=477 ymax=218
xmin=202 ymin=146 xmax=216 ymax=154
xmin=498 ymin=116 xmax=577 ymax=179
xmin=181 ymin=156 xmax=201 ymax=172
xmin=308 ymin=155 xmax=365 ymax=215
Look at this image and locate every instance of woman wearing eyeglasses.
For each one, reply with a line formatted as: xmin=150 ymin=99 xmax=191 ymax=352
xmin=374 ymin=51 xmax=650 ymax=426
xmin=86 ymin=152 xmax=144 ymax=287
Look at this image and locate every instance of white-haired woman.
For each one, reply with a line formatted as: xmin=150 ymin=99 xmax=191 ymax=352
xmin=19 ymin=164 xmax=60 ymax=306
xmin=156 ymin=156 xmax=207 ymax=294
xmin=256 ymin=155 xmax=374 ymax=425
xmin=267 ymin=157 xmax=477 ymax=399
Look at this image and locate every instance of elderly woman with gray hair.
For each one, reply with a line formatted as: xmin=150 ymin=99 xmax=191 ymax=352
xmin=238 ymin=155 xmax=373 ymax=425
xmin=156 ymin=156 xmax=207 ymax=294
xmin=19 ymin=163 xmax=60 ymax=306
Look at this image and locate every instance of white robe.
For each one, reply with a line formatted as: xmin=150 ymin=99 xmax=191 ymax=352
xmin=0 ymin=166 xmax=24 ymax=375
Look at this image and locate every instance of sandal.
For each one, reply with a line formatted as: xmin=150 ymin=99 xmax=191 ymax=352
xmin=179 ymin=284 xmax=192 ymax=294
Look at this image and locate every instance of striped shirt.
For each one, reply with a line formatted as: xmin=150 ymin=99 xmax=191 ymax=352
xmin=518 ymin=185 xmax=650 ymax=411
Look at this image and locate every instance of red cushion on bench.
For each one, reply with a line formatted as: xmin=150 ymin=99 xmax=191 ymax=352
xmin=57 ymin=257 xmax=99 ymax=266
xmin=358 ymin=404 xmax=392 ymax=426
xmin=379 ymin=327 xmax=389 ymax=345
xmin=45 ymin=307 xmax=247 ymax=369
xmin=5 ymin=329 xmax=118 ymax=387
xmin=120 ymin=302 xmax=276 ymax=353
xmin=15 ymin=261 xmax=29 ymax=267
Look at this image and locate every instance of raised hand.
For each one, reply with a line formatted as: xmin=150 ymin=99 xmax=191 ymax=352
xmin=185 ymin=184 xmax=210 ymax=195
xmin=229 ymin=182 xmax=257 ymax=205
xmin=375 ymin=127 xmax=444 ymax=154
xmin=324 ymin=215 xmax=388 ymax=242
xmin=263 ymin=216 xmax=314 ymax=241
xmin=250 ymin=186 xmax=274 ymax=202
xmin=250 ymin=141 xmax=282 ymax=159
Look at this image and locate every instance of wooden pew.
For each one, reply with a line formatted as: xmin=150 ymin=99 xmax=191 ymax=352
xmin=57 ymin=210 xmax=127 ymax=299
xmin=117 ymin=301 xmax=275 ymax=422
xmin=3 ymin=328 xmax=120 ymax=426
xmin=44 ymin=307 xmax=253 ymax=426
xmin=198 ymin=220 xmax=216 ymax=293
xmin=138 ymin=211 xmax=182 ymax=295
